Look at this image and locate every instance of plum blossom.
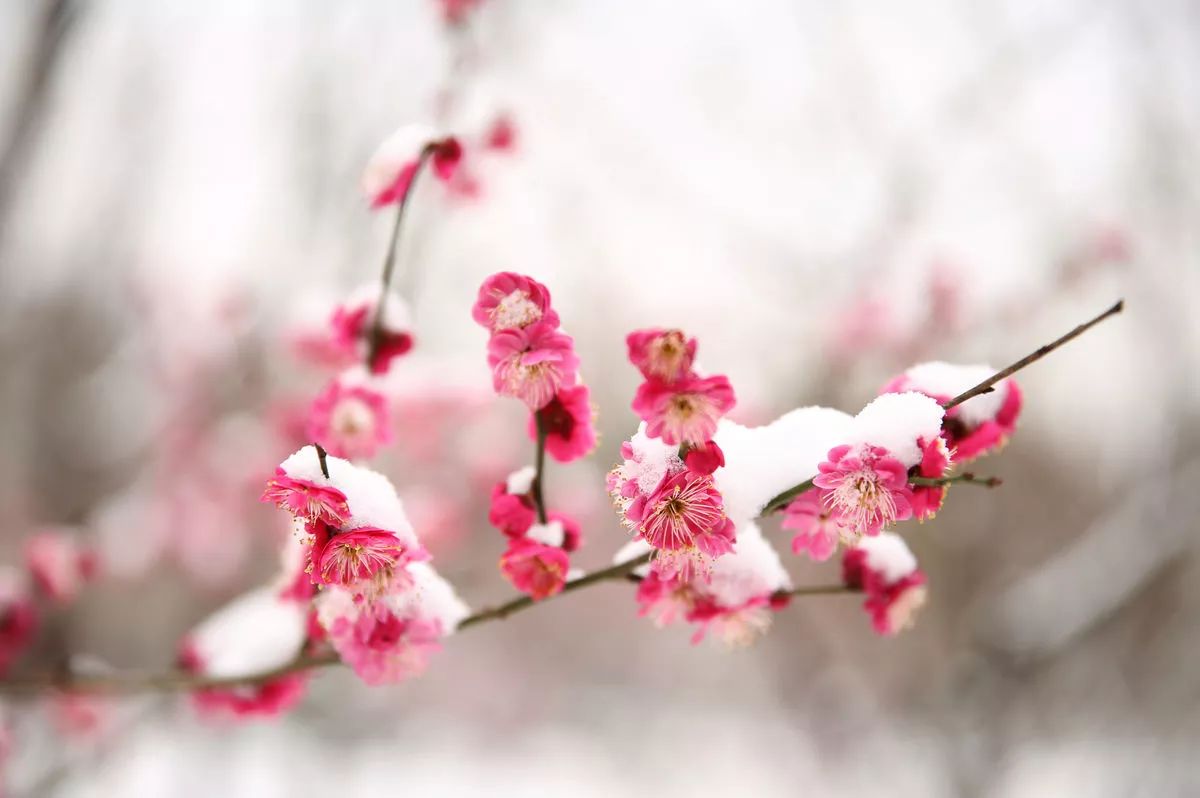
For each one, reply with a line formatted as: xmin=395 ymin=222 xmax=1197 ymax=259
xmin=484 ymin=114 xmax=517 ymax=151
xmin=261 ymin=472 xmax=350 ymax=526
xmin=781 ymin=490 xmax=853 ymax=562
xmin=488 ymin=479 xmax=537 ymax=538
xmin=624 ymin=470 xmax=735 ymax=581
xmin=842 ymin=533 xmax=928 ymax=636
xmin=881 ymin=362 xmax=1022 ymax=462
xmin=178 ymin=586 xmax=310 ymax=720
xmin=307 ymin=369 xmax=392 ymax=460
xmin=633 ymin=374 xmax=736 ymax=447
xmin=911 ymin=436 xmax=952 ymax=521
xmin=472 ymin=272 xmax=559 ymax=333
xmin=812 ymin=444 xmax=913 ymax=538
xmin=316 ymin=563 xmax=468 ymax=686
xmin=487 ymin=321 xmax=580 ymax=410
xmin=327 ymin=287 xmax=415 ymax=375
xmin=24 ymin=531 xmax=98 ymax=604
xmin=499 ymin=537 xmax=569 ymax=600
xmin=362 ymin=125 xmax=461 ymax=209
xmin=683 ymin=440 xmax=725 ymax=476
xmin=311 ymin=526 xmax=427 ymax=598
xmin=0 ymin=568 xmax=38 ymax=675
xmin=529 ymin=383 xmax=597 ymax=463
xmin=625 ymin=329 xmax=696 ymax=384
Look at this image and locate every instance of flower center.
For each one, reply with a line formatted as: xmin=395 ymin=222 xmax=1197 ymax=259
xmin=332 ymin=398 xmax=375 ymax=438
xmin=493 ymin=290 xmax=541 ymax=329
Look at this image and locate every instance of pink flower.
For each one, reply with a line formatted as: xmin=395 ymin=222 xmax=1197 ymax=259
xmin=472 ymin=272 xmax=559 ymax=332
xmin=437 ymin=0 xmax=482 ymax=26
xmin=178 ymin=642 xmax=308 ymax=720
xmin=484 ymin=114 xmax=517 ymax=151
xmin=842 ymin=534 xmax=927 ymax=636
xmin=547 ymin=512 xmax=583 ymax=553
xmin=307 ymin=377 xmax=392 ymax=460
xmin=529 ymin=383 xmax=597 ymax=463
xmin=813 ymin=444 xmax=913 ymax=537
xmin=329 ymin=301 xmax=414 ymax=376
xmin=499 ymin=537 xmax=569 ymax=600
xmin=632 ymin=374 xmax=736 ymax=447
xmin=782 ymin=491 xmax=851 ymax=562
xmin=627 ymin=472 xmax=735 ymax=580
xmin=362 ymin=127 xmax=461 ymax=209
xmin=911 ymin=437 xmax=951 ymax=521
xmin=683 ymin=440 xmax=725 ymax=475
xmin=49 ymin=693 xmax=113 ymax=739
xmin=687 ymin=594 xmax=775 ymax=647
xmin=0 ymin=572 xmax=38 ymax=675
xmin=24 ymin=532 xmax=97 ymax=604
xmin=318 ymin=594 xmax=443 ymax=686
xmin=260 ymin=471 xmax=350 ymax=525
xmin=634 ymin=570 xmax=697 ymax=627
xmin=312 ymin=527 xmax=425 ymax=597
xmin=487 ymin=321 xmax=579 ymax=410
xmin=488 ymin=482 xmax=537 ymax=537
xmin=626 ymin=329 xmax=696 ymax=383
xmin=947 ymin=381 xmax=1023 ymax=462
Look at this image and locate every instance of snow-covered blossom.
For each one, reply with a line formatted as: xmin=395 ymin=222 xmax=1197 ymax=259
xmin=316 ymin=563 xmax=468 ymax=686
xmin=311 ymin=526 xmax=426 ymax=598
xmin=362 ymin=125 xmax=461 ymax=209
xmin=0 ymin=568 xmax=38 ymax=675
xmin=624 ymin=470 xmax=735 ymax=581
xmin=487 ymin=321 xmax=580 ymax=410
xmin=781 ymin=490 xmax=852 ymax=562
xmin=625 ymin=523 xmax=790 ymax=646
xmin=499 ymin=537 xmax=569 ymax=600
xmin=472 ymin=272 xmax=559 ymax=333
xmin=178 ymin=586 xmax=310 ymax=719
xmin=625 ymin=328 xmax=696 ymax=384
xmin=488 ymin=477 xmax=537 ymax=538
xmin=842 ymin=533 xmax=928 ymax=636
xmin=632 ymin=374 xmax=736 ymax=447
xmin=683 ymin=440 xmax=724 ymax=476
xmin=261 ymin=472 xmax=350 ymax=526
xmin=529 ymin=383 xmax=597 ymax=463
xmin=24 ymin=532 xmax=98 ymax=604
xmin=813 ymin=444 xmax=914 ymax=538
xmin=307 ymin=369 xmax=392 ymax=460
xmin=327 ymin=286 xmax=415 ymax=375
xmin=881 ymin=362 xmax=1022 ymax=462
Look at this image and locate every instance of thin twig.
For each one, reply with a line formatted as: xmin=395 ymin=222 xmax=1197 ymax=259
xmin=944 ymin=299 xmax=1124 ymax=410
xmin=313 ymin=443 xmax=330 ymax=479
xmin=779 ymin=585 xmax=855 ymax=598
xmin=365 ymin=146 xmax=435 ymax=368
xmin=531 ymin=412 xmax=549 ymax=524
xmin=910 ymin=472 xmax=1002 ymax=488
xmin=760 ymin=478 xmax=815 ymax=517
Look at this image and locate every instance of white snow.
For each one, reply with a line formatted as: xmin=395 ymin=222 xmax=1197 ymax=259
xmin=189 ymin=587 xmax=307 ymax=678
xmin=342 ymin=282 xmax=413 ymax=334
xmin=844 ymin=391 xmax=945 ymax=467
xmin=899 ymin=361 xmax=1009 ymax=428
xmin=624 ymin=424 xmax=684 ymax=495
xmin=505 ymin=465 xmax=537 ymax=495
xmin=526 ymin=521 xmax=565 ymax=548
xmin=611 ymin=539 xmax=653 ymax=577
xmin=705 ymin=522 xmax=792 ymax=608
xmin=401 ymin=563 xmax=471 ymax=634
xmin=854 ymin=533 xmax=919 ymax=585
xmin=360 ymin=123 xmax=440 ymax=200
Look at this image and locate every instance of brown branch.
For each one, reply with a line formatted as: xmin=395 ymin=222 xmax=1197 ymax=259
xmin=365 ymin=145 xmax=436 ymax=369
xmin=910 ymin=472 xmax=1002 ymax=488
xmin=943 ymin=299 xmax=1124 ymax=410
xmin=313 ymin=442 xmax=330 ymax=479
xmin=778 ymin=585 xmax=856 ymax=599
xmin=531 ymin=412 xmax=549 ymax=524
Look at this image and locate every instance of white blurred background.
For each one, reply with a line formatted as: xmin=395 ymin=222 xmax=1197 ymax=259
xmin=0 ymin=0 xmax=1198 ymax=795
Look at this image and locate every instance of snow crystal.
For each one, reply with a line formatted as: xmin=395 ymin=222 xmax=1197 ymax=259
xmin=705 ymin=522 xmax=792 ymax=608
xmin=505 ymin=466 xmax=537 ymax=495
xmin=526 ymin=521 xmax=565 ymax=548
xmin=845 ymin=392 xmax=944 ymax=467
xmin=856 ymin=533 xmax=919 ymax=584
xmin=612 ymin=539 xmax=653 ymax=577
xmin=626 ymin=423 xmax=684 ymax=494
xmin=399 ymin=563 xmax=470 ymax=634
xmin=901 ymin=361 xmax=1008 ymax=428
xmin=714 ymin=406 xmax=854 ymax=523
xmin=189 ymin=587 xmax=307 ymax=678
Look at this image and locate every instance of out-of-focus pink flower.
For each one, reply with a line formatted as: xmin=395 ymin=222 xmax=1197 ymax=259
xmin=313 ymin=527 xmax=426 ymax=598
xmin=782 ymin=491 xmax=850 ymax=562
xmin=687 ymin=594 xmax=775 ymax=647
xmin=813 ymin=444 xmax=913 ymax=537
xmin=329 ymin=300 xmax=414 ymax=376
xmin=627 ymin=472 xmax=735 ymax=580
xmin=307 ymin=376 xmax=392 ymax=460
xmin=488 ymin=483 xmax=537 ymax=538
xmin=842 ymin=533 xmax=927 ymax=636
xmin=828 ymin=295 xmax=894 ymax=362
xmin=499 ymin=537 xmax=569 ymax=600
xmin=181 ymin=640 xmax=309 ymax=721
xmin=683 ymin=440 xmax=725 ymax=476
xmin=260 ymin=471 xmax=350 ymax=525
xmin=0 ymin=570 xmax=38 ymax=675
xmin=634 ymin=570 xmax=697 ymax=628
xmin=487 ymin=321 xmax=579 ymax=410
xmin=472 ymin=272 xmax=559 ymax=333
xmin=547 ymin=512 xmax=583 ymax=553
xmin=49 ymin=693 xmax=113 ymax=740
xmin=484 ymin=114 xmax=517 ymax=151
xmin=362 ymin=126 xmax=461 ymax=209
xmin=530 ymin=383 xmax=596 ymax=463
xmin=632 ymin=374 xmax=736 ymax=447
xmin=911 ymin=437 xmax=951 ymax=521
xmin=24 ymin=532 xmax=98 ymax=604
xmin=625 ymin=329 xmax=696 ymax=384
xmin=437 ymin=0 xmax=482 ymax=26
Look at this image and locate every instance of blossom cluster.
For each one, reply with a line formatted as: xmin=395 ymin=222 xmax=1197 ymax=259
xmin=609 ymin=329 xmax=738 ymax=581
xmin=472 ymin=272 xmax=596 ymax=599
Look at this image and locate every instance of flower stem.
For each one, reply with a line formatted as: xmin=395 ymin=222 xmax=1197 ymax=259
xmin=910 ymin=472 xmax=1001 ymax=488
xmin=313 ymin=443 xmax=330 ymax=479
xmin=532 ymin=411 xmax=549 ymax=524
xmin=366 ymin=145 xmax=436 ymax=369
xmin=760 ymin=478 xmax=815 ymax=517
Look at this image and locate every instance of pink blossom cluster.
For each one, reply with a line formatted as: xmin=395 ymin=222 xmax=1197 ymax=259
xmin=841 ymin=533 xmax=928 ymax=636
xmin=361 ymin=125 xmax=462 ymax=210
xmin=623 ymin=521 xmax=791 ymax=646
xmin=627 ymin=328 xmax=736 ymax=449
xmin=472 ymin=274 xmax=597 ymax=464
xmin=488 ymin=467 xmax=582 ymax=600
